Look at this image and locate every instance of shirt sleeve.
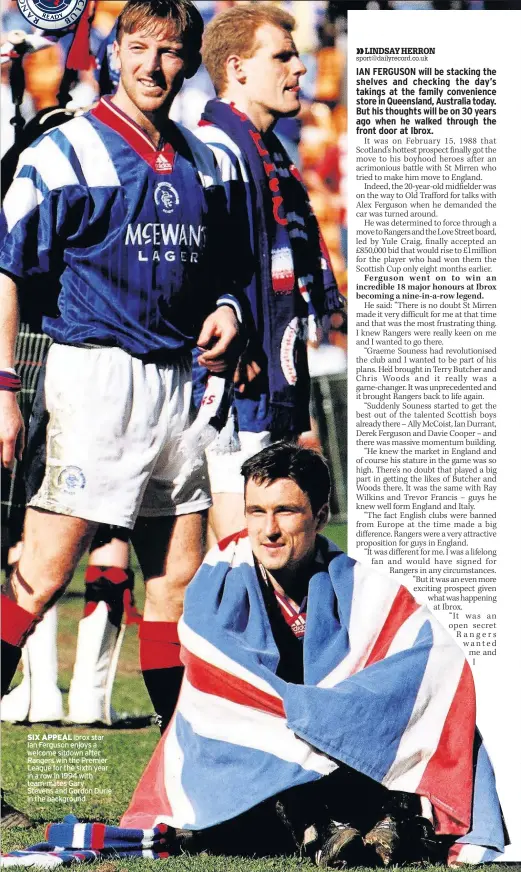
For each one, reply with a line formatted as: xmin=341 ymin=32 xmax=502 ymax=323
xmin=206 ymin=162 xmax=257 ymax=329
xmin=0 ymin=136 xmax=86 ymax=283
xmin=0 ymin=130 xmax=95 ymax=281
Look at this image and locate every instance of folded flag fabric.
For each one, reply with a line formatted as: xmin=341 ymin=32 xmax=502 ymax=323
xmin=1 ymin=816 xmax=173 ymax=867
xmin=122 ymin=533 xmax=506 ymax=862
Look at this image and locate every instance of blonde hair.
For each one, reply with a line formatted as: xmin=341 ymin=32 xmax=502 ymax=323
xmin=117 ymin=0 xmax=203 ymax=60
xmin=202 ymin=3 xmax=295 ymax=96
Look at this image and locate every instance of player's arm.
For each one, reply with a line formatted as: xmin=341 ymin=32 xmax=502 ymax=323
xmin=0 ymin=137 xmax=75 ymax=468
xmin=195 ymin=139 xmax=259 ymax=379
xmin=0 ymin=272 xmax=24 ymax=468
xmin=196 ymin=303 xmax=241 ymax=374
xmin=0 ymin=134 xmax=76 ymax=467
xmin=195 ymin=159 xmax=247 ymax=374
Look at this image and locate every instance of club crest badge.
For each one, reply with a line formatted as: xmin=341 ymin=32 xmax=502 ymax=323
xmin=154 ymin=182 xmax=179 ymax=214
xmin=56 ymin=465 xmax=86 ymax=494
xmin=17 ymin=0 xmax=88 ymax=31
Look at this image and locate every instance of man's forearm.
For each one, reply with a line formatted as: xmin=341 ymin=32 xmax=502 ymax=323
xmin=0 ymin=272 xmax=24 ymax=467
xmin=0 ymin=273 xmax=20 ymax=369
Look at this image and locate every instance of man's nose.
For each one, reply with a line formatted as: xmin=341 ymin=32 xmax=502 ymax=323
xmin=142 ymin=49 xmax=160 ymax=74
xmin=264 ymin=514 xmax=281 ymax=538
xmin=293 ymin=55 xmax=307 ymax=77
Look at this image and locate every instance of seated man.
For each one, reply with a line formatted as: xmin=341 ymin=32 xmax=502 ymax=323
xmin=123 ymin=442 xmax=506 ymax=868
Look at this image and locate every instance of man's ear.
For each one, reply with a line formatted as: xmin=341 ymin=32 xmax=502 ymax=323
xmin=184 ymin=51 xmax=201 ymax=79
xmin=225 ymin=54 xmax=247 ymax=86
xmin=315 ymin=503 xmax=329 ymax=533
xmin=112 ymin=39 xmax=121 ymax=71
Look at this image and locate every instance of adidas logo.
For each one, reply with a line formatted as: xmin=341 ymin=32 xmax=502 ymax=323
xmin=292 ymin=616 xmax=306 ymax=637
xmin=155 ymin=153 xmax=172 ymax=172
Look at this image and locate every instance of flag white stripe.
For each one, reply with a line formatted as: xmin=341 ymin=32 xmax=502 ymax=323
xmin=449 ymin=843 xmax=492 ymax=864
xmin=178 ymin=679 xmax=338 ymax=778
xmin=179 ymin=619 xmax=283 ymax=701
xmin=383 ymin=614 xmax=466 ymax=790
xmin=319 ymin=563 xmax=399 ymax=687
xmin=201 ymin=535 xmax=251 ymax=568
xmin=159 ymin=699 xmax=196 ymax=828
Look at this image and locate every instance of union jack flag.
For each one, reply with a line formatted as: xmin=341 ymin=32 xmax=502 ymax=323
xmin=122 ymin=534 xmax=506 ymax=862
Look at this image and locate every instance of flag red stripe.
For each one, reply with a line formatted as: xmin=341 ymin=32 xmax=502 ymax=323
xmin=365 ymin=586 xmax=420 ymax=666
xmin=120 ymin=733 xmax=172 ymax=829
xmin=417 ymin=660 xmax=475 ymax=835
xmin=183 ymin=648 xmax=285 ymax=718
xmin=217 ymin=528 xmax=248 ymax=551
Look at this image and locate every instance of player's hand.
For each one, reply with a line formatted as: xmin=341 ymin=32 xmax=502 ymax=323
xmin=197 ymin=306 xmax=241 ymax=373
xmin=233 ymin=351 xmax=262 ymax=394
xmin=0 ymin=392 xmax=24 ymax=469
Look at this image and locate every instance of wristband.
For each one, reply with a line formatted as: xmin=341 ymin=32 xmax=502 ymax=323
xmin=216 ymin=295 xmax=242 ymax=324
xmin=0 ymin=370 xmax=21 ymax=392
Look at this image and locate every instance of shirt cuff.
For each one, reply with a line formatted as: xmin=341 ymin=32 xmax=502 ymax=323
xmin=216 ymin=295 xmax=242 ymax=325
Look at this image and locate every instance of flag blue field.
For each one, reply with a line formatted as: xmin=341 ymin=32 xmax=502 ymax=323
xmin=122 ymin=533 xmax=505 ymax=862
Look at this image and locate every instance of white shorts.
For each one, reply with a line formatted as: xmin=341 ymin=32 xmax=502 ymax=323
xmin=206 ymin=430 xmax=271 ymax=494
xmin=29 ymin=345 xmax=211 ymax=527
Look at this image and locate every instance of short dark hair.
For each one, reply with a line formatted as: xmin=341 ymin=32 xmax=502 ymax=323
xmin=117 ymin=0 xmax=203 ymax=65
xmin=241 ymin=441 xmax=331 ymax=516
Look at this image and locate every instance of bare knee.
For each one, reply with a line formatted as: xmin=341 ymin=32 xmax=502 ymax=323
xmin=12 ymin=509 xmax=96 ymax=615
xmin=144 ymin=548 xmax=202 ymax=621
xmin=143 ymin=513 xmax=205 ymax=621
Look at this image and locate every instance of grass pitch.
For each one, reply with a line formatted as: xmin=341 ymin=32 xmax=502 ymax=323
xmin=2 ymin=524 xmax=502 ymax=869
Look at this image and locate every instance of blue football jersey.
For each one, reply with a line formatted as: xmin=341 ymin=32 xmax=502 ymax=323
xmin=0 ymin=97 xmax=239 ymax=359
xmin=195 ymin=122 xmax=343 ymax=432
